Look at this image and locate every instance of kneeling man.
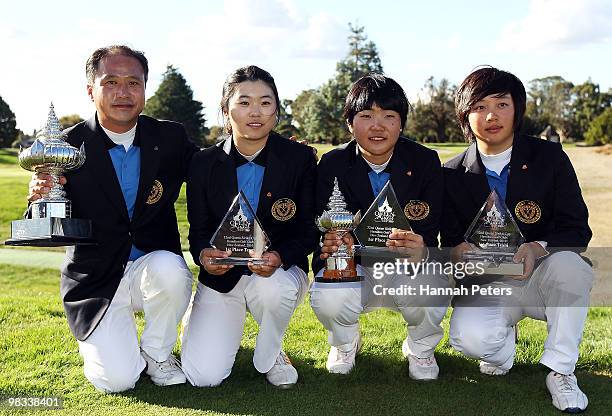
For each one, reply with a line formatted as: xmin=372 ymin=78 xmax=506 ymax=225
xmin=29 ymin=45 xmax=198 ymax=392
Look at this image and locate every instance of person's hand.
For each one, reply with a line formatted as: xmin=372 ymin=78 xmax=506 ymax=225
xmin=387 ymin=228 xmax=426 ymax=260
xmin=451 ymin=242 xmax=474 ymax=263
xmin=289 ymin=136 xmax=318 ymax=160
xmin=249 ymin=250 xmax=282 ymax=277
xmin=320 ymin=231 xmax=354 ymax=260
xmin=200 ymin=248 xmax=233 ymax=275
xmin=28 ymin=173 xmax=67 ymax=202
xmin=512 ymin=242 xmax=547 ymax=280
xmin=289 ymin=135 xmax=308 ymax=145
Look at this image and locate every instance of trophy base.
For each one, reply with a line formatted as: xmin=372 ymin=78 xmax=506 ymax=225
xmin=210 ymin=257 xmax=267 ymax=266
xmin=464 ymin=251 xmax=524 ymax=276
xmin=6 ymin=217 xmax=95 ymax=247
xmin=473 ymin=261 xmax=524 ymax=275
xmin=316 ymin=257 xmax=362 ymax=283
xmin=31 ymin=200 xmax=71 ymax=219
xmin=354 ymin=245 xmax=417 ymax=259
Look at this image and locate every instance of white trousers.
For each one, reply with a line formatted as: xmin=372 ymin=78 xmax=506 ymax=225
xmin=309 ymin=265 xmax=452 ymax=358
xmin=181 ymin=266 xmax=308 ymax=387
xmin=449 ymin=251 xmax=594 ymax=375
xmin=77 ymin=250 xmax=193 ymax=393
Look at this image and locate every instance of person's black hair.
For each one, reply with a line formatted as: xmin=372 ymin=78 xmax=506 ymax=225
xmin=455 ymin=66 xmax=526 ymax=142
xmin=343 ymin=73 xmax=410 ymax=130
xmin=221 ymin=65 xmax=280 ymax=134
xmin=86 ymin=45 xmax=148 ymax=85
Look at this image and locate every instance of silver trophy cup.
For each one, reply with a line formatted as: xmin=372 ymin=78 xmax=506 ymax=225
xmin=5 ymin=103 xmax=94 ymax=246
xmin=316 ymin=177 xmax=361 ymax=282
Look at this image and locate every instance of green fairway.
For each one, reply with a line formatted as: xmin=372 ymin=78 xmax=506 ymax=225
xmin=0 ymin=149 xmax=31 ymax=246
xmin=0 ymin=264 xmax=611 ymax=416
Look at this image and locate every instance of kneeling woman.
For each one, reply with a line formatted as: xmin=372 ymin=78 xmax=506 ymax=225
xmin=311 ymin=74 xmax=450 ymax=380
xmin=181 ymin=66 xmax=318 ymax=388
xmin=443 ymin=67 xmax=593 ymax=413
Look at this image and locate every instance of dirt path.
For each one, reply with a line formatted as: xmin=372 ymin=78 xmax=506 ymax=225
xmin=565 ymin=147 xmax=611 ymax=304
xmin=566 ymin=147 xmax=612 ymax=247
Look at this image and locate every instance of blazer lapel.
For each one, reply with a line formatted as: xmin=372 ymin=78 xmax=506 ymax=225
xmin=461 ymin=142 xmax=491 ymax=208
xmin=257 ymin=134 xmax=287 ymax=218
xmin=214 ymin=137 xmax=238 ymax=213
xmin=132 ymin=119 xmax=161 ymax=221
xmin=83 ymin=116 xmax=129 ymax=222
xmin=343 ymin=142 xmax=375 ymax=214
xmin=506 ymin=134 xmax=534 ymax=206
xmin=388 ymin=143 xmax=413 ymax=205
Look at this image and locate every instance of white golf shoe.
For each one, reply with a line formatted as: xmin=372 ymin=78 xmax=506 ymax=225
xmin=402 ymin=336 xmax=439 ymax=381
xmin=266 ymin=351 xmax=298 ymax=388
xmin=407 ymin=354 xmax=439 ymax=380
xmin=479 ymin=360 xmax=509 ymax=376
xmin=141 ymin=349 xmax=186 ymax=386
xmin=326 ymin=334 xmax=362 ymax=375
xmin=546 ymin=371 xmax=588 ymax=413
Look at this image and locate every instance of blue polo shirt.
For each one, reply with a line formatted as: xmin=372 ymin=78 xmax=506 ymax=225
xmin=231 ymin=142 xmax=267 ymax=217
xmin=368 ymin=170 xmax=391 ymax=197
xmin=484 ymin=164 xmax=510 ymax=201
xmin=102 ymin=125 xmax=145 ymax=261
xmin=362 ymin=154 xmax=391 ymax=197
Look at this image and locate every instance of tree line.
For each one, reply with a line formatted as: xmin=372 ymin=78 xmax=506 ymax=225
xmin=1 ymin=24 xmax=610 ymax=148
xmin=278 ymin=24 xmax=611 ymax=146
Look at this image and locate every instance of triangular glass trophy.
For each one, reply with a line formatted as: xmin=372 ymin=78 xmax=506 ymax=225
xmin=209 ymin=191 xmax=270 ymax=265
xmin=354 ymin=181 xmax=412 ymax=252
xmin=463 ymin=189 xmax=526 ymax=275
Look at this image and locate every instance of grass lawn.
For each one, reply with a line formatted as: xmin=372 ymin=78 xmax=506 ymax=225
xmin=1 ymin=143 xmax=611 ymax=415
xmin=0 ymin=264 xmax=611 ymax=416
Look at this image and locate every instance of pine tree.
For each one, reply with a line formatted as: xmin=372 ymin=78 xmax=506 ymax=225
xmin=0 ymin=95 xmax=19 ymax=148
xmin=59 ymin=114 xmax=84 ymax=129
xmin=406 ymin=77 xmax=463 ymax=143
xmin=144 ymin=65 xmax=207 ymax=146
xmin=275 ymin=99 xmax=299 ymax=138
xmin=584 ymin=107 xmax=612 ymax=145
xmin=292 ymin=23 xmax=384 ymax=144
xmin=571 ymin=80 xmax=612 ymax=139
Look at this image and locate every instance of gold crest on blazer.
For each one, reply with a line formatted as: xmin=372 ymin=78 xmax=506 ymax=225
xmin=404 ymin=200 xmax=430 ymax=221
xmin=146 ymin=180 xmax=163 ymax=205
xmin=271 ymin=198 xmax=297 ymax=221
xmin=515 ymin=200 xmax=541 ymax=224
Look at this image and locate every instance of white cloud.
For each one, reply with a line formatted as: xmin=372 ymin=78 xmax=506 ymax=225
xmin=165 ymin=0 xmax=346 ymax=61
xmin=296 ymin=12 xmax=348 ymax=58
xmin=497 ymin=0 xmax=612 ymax=52
xmin=153 ymin=0 xmax=348 ymax=126
xmin=0 ymin=0 xmax=349 ymax=132
xmin=0 ymin=23 xmax=95 ymax=133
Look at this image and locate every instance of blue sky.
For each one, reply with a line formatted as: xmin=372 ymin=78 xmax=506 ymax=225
xmin=2 ymin=0 xmax=611 ymax=133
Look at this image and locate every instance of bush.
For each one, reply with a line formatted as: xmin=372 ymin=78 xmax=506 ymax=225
xmin=585 ymin=107 xmax=612 ymax=145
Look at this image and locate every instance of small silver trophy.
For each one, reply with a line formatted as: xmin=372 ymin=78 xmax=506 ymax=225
xmin=5 ymin=103 xmax=94 ymax=246
xmin=316 ymin=177 xmax=361 ymax=282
